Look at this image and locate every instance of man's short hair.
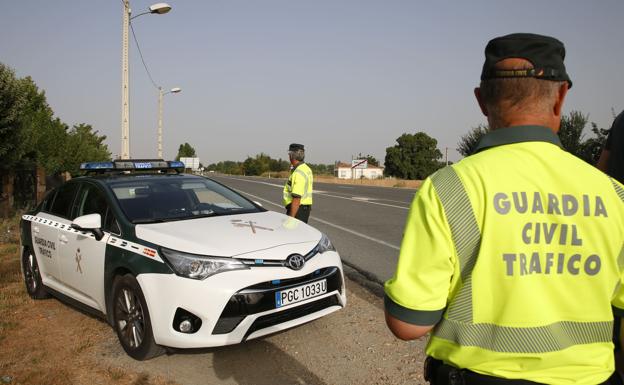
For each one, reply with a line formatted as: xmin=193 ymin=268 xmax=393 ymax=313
xmin=479 ymin=74 xmax=563 ymax=113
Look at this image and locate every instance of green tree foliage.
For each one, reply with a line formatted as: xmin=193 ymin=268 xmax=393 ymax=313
xmin=0 ymin=63 xmax=29 ymax=169
xmin=63 ymin=124 xmax=111 ymax=175
xmin=457 ymin=111 xmax=609 ymax=163
xmin=355 ymin=153 xmax=380 ymax=167
xmin=306 ymin=163 xmax=334 ymax=175
xmin=18 ymin=75 xmax=72 ymax=174
xmin=558 ymin=110 xmax=609 ymax=163
xmin=457 ymin=124 xmax=489 ymax=157
xmin=269 ymin=158 xmax=290 ymax=172
xmin=0 ymin=62 xmax=110 ymax=174
xmin=206 ymin=155 xmax=334 ymax=176
xmin=176 ymin=142 xmax=197 ymax=160
xmin=207 ymin=161 xmax=244 ymax=175
xmin=558 ymin=111 xmax=587 ymax=156
xmin=242 ymin=154 xmax=268 ymax=176
xmin=384 ymin=132 xmax=443 ymax=179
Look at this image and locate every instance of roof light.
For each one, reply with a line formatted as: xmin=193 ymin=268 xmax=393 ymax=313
xmin=80 ymin=160 xmax=185 ymax=173
xmin=80 ymin=162 xmax=115 ymax=170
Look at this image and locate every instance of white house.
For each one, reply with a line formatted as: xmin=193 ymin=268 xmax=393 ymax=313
xmin=334 ymin=162 xmax=384 ymax=179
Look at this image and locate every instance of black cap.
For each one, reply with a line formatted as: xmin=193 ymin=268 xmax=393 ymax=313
xmin=481 ymin=33 xmax=572 ymax=88
xmin=288 ymin=143 xmax=304 ymax=151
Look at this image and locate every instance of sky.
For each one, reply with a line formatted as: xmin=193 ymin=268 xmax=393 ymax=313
xmin=1 ymin=0 xmax=623 ymax=165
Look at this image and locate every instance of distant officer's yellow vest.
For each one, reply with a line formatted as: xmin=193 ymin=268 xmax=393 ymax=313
xmin=283 ymin=163 xmax=313 ymax=206
xmin=385 ymin=126 xmax=624 ymax=385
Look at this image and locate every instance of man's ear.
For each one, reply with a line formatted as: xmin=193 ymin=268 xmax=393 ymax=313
xmin=474 ymin=87 xmax=488 ymax=117
xmin=553 ymin=82 xmax=569 ymax=118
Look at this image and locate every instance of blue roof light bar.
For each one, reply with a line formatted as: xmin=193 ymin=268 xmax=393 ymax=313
xmin=80 ymin=160 xmax=186 ymax=173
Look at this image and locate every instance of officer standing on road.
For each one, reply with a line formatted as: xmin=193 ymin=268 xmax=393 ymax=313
xmin=283 ymin=143 xmax=313 ymax=223
xmin=384 ymin=33 xmax=624 ymax=384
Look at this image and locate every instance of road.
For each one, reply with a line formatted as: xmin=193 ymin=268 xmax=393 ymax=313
xmin=208 ymin=174 xmax=418 ymax=284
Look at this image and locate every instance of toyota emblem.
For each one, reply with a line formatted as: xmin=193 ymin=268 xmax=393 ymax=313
xmin=286 ymin=254 xmax=305 ymax=270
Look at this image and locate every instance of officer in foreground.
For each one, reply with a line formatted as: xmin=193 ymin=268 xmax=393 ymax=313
xmin=384 ymin=33 xmax=624 ymax=384
xmin=283 ymin=143 xmax=313 ymax=223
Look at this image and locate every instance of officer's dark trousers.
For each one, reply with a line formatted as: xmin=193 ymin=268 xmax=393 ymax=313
xmin=285 ymin=204 xmax=311 ymax=223
xmin=425 ymin=357 xmax=624 ymax=385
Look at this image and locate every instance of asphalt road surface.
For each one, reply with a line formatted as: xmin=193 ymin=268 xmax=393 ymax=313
xmin=208 ymin=174 xmax=418 ymax=284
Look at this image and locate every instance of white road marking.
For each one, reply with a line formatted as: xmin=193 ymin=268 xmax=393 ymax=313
xmin=313 ymin=192 xmax=408 ymax=210
xmin=218 ymin=176 xmax=409 ymax=210
xmin=236 ymin=190 xmax=401 ymax=251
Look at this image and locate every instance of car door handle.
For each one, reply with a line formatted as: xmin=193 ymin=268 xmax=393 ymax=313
xmin=33 ymin=226 xmax=40 ymax=234
xmin=59 ymin=235 xmax=69 ymax=245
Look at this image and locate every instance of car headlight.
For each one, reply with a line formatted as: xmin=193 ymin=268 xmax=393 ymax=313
xmin=317 ymin=233 xmax=336 ymax=253
xmin=160 ymin=247 xmax=249 ymax=280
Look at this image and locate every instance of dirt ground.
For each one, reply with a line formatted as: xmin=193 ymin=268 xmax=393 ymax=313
xmin=0 ymin=215 xmax=428 ymax=385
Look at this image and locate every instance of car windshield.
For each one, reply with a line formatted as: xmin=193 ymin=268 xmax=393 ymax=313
xmin=108 ymin=176 xmax=261 ymax=223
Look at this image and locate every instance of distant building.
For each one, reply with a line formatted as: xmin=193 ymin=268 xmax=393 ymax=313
xmin=334 ymin=162 xmax=384 ymax=179
xmin=180 ymin=157 xmax=201 ymax=171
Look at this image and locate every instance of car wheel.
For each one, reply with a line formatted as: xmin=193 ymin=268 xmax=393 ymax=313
xmin=111 ymin=274 xmax=164 ymax=360
xmin=22 ymin=249 xmax=50 ymax=299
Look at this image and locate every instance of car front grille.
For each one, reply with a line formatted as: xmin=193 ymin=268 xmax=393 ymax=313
xmin=243 ymin=295 xmax=341 ymax=340
xmin=212 ymin=266 xmax=342 ymax=335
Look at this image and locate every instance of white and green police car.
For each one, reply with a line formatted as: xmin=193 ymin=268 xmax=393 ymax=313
xmin=20 ymin=160 xmax=346 ymax=360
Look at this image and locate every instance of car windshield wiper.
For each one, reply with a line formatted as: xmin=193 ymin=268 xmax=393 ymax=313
xmin=132 ymin=218 xmax=168 ymax=224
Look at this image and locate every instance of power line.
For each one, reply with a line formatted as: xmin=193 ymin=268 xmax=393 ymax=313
xmin=129 ymin=21 xmax=160 ymax=89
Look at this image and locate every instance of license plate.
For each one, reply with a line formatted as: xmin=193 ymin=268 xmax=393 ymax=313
xmin=275 ymin=279 xmax=327 ymax=308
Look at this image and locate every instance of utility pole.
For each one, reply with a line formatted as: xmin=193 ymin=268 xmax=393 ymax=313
xmin=157 ymin=87 xmax=180 ymax=159
xmin=157 ymin=87 xmax=163 ymax=159
xmin=445 ymin=147 xmax=449 ymax=166
xmin=121 ymin=0 xmax=131 ymax=159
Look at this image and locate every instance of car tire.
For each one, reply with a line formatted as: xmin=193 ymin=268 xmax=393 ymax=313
xmin=22 ymin=249 xmax=50 ymax=299
xmin=111 ymin=274 xmax=164 ymax=360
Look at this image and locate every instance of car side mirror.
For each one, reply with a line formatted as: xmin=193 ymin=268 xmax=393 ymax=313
xmin=71 ymin=214 xmax=104 ymax=241
xmin=253 ymin=201 xmax=263 ymax=207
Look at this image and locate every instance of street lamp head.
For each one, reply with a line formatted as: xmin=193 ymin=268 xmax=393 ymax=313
xmin=170 ymin=87 xmax=182 ymax=93
xmin=149 ymin=3 xmax=172 ymax=14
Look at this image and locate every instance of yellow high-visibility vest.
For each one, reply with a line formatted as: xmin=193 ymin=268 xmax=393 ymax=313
xmin=385 ymin=126 xmax=624 ymax=384
xmin=283 ymin=163 xmax=313 ymax=206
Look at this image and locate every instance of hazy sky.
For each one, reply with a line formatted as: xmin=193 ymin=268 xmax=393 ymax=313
xmin=1 ymin=1 xmax=623 ymax=165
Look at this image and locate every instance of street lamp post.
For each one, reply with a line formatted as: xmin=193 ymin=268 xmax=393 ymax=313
xmin=120 ymin=1 xmax=171 ymax=160
xmin=157 ymin=87 xmax=181 ymax=159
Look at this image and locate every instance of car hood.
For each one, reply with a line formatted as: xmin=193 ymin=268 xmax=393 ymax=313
xmin=135 ymin=211 xmax=321 ymax=258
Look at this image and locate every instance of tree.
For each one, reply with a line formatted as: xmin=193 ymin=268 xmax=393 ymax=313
xmin=0 ymin=61 xmax=110 ymax=176
xmin=269 ymin=157 xmax=289 ymax=172
xmin=356 ymin=153 xmax=380 ymax=167
xmin=384 ymin=132 xmax=443 ymax=179
xmin=579 ymin=122 xmax=609 ymax=163
xmin=176 ymin=143 xmax=196 ymax=160
xmin=307 ymin=163 xmax=335 ymax=175
xmin=558 ymin=111 xmax=587 ymax=157
xmin=63 ymin=124 xmax=111 ymax=175
xmin=18 ymin=76 xmax=72 ymax=174
xmin=457 ymin=124 xmax=489 ymax=157
xmin=558 ymin=110 xmax=608 ymax=163
xmin=0 ymin=63 xmax=29 ymax=170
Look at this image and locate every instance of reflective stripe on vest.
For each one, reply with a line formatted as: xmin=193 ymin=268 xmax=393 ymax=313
xmin=283 ymin=166 xmax=312 ymax=205
xmin=430 ymin=167 xmax=613 ymax=353
xmin=294 ymin=168 xmax=311 ymax=201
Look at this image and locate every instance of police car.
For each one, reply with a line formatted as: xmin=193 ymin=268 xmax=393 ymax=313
xmin=20 ymin=160 xmax=346 ymax=360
